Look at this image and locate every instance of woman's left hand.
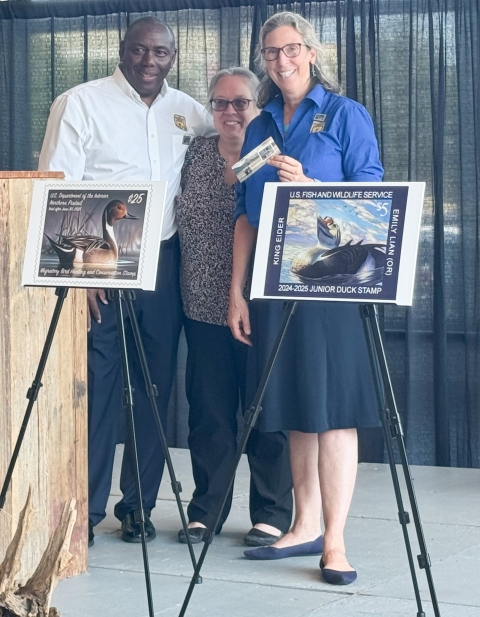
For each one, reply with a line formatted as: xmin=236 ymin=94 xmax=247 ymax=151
xmin=267 ymin=155 xmax=312 ymax=182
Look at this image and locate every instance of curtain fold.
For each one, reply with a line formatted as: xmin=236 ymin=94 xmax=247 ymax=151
xmin=1 ymin=0 xmax=478 ymax=467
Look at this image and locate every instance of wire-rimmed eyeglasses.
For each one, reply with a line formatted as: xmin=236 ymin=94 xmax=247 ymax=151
xmin=260 ymin=43 xmax=307 ymax=61
xmin=210 ymin=98 xmax=253 ymax=112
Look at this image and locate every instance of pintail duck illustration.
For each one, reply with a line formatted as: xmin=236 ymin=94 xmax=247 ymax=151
xmin=46 ymin=200 xmax=138 ymax=266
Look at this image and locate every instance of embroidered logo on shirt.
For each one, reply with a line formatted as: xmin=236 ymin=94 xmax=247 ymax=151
xmin=174 ymin=115 xmax=188 ymax=131
xmin=182 ymin=135 xmax=193 ymax=146
xmin=310 ymin=113 xmax=326 ymax=133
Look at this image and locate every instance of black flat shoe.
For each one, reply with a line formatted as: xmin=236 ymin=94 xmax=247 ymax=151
xmin=121 ymin=511 xmax=156 ymax=543
xmin=320 ymin=557 xmax=357 ymax=585
xmin=88 ymin=519 xmax=95 ymax=548
xmin=178 ymin=527 xmax=207 ymax=544
xmin=244 ymin=528 xmax=284 ymax=547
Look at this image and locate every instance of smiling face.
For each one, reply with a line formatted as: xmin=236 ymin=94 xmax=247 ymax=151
xmin=263 ymin=25 xmax=316 ymax=102
xmin=119 ymin=23 xmax=176 ymax=106
xmin=211 ymin=75 xmax=259 ymax=142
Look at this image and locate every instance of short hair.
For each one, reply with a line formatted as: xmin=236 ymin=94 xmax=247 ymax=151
xmin=256 ymin=11 xmax=341 ymax=108
xmin=123 ymin=16 xmax=176 ymax=48
xmin=207 ymin=67 xmax=260 ymax=111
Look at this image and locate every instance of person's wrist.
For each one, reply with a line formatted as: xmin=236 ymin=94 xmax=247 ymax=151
xmin=230 ymin=287 xmax=244 ymax=301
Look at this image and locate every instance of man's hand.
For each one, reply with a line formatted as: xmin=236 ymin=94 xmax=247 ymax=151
xmin=87 ymin=288 xmax=108 ymax=332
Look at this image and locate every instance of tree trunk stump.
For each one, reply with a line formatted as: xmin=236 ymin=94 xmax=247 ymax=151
xmin=0 ymin=490 xmax=77 ymax=616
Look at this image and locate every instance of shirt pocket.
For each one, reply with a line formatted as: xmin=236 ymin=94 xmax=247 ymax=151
xmin=172 ymin=134 xmax=191 ymax=174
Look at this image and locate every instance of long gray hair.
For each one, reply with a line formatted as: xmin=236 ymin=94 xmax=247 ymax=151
xmin=256 ymin=11 xmax=341 ymax=108
xmin=207 ymin=67 xmax=260 ymax=111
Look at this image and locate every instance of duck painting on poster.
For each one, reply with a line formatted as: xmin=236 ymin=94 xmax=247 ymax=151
xmin=251 ymin=182 xmax=425 ymax=307
xmin=22 ymin=181 xmax=166 ymax=291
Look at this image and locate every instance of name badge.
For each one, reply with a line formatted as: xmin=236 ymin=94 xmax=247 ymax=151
xmin=174 ymin=115 xmax=187 ymax=131
xmin=310 ymin=113 xmax=326 ymax=133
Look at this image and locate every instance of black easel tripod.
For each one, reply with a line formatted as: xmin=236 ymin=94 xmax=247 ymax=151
xmin=178 ymin=300 xmax=441 ymax=617
xmin=360 ymin=303 xmax=440 ymax=617
xmin=178 ymin=301 xmax=297 ymax=617
xmin=113 ymin=289 xmax=156 ymax=617
xmin=0 ymin=287 xmax=69 ymax=511
xmin=0 ymin=285 xmax=200 ymax=617
xmin=115 ymin=289 xmax=201 ymax=582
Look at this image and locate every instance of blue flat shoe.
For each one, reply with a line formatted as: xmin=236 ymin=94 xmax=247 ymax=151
xmin=244 ymin=536 xmax=323 ymax=560
xmin=320 ymin=557 xmax=357 ymax=585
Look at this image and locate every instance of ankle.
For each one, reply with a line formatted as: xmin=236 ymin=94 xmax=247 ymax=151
xmin=290 ymin=522 xmax=322 ymax=538
xmin=322 ymin=531 xmax=346 ymax=552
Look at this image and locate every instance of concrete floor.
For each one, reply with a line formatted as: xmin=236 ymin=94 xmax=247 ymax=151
xmin=52 ymin=446 xmax=480 ymax=617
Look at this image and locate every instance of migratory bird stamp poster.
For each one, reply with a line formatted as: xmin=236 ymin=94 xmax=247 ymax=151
xmin=22 ymin=181 xmax=167 ymax=290
xmin=251 ymin=182 xmax=425 ymax=306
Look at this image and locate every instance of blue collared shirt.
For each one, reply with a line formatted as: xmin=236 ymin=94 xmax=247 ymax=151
xmin=235 ymin=85 xmax=384 ymax=228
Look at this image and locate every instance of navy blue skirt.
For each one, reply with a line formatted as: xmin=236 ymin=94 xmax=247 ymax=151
xmin=246 ymin=300 xmax=380 ymax=433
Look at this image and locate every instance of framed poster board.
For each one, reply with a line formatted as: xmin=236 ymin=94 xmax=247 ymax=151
xmin=251 ymin=182 xmax=425 ymax=306
xmin=22 ymin=181 xmax=166 ymax=290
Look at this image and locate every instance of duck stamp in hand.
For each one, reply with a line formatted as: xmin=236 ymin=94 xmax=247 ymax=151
xmin=232 ymin=136 xmax=280 ymax=182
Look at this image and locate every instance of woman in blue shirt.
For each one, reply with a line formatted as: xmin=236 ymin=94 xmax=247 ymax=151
xmin=228 ymin=12 xmax=383 ymax=585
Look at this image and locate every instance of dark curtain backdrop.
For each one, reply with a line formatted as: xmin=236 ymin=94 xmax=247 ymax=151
xmin=1 ymin=0 xmax=479 ymax=467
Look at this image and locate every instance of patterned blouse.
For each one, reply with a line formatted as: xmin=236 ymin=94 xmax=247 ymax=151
xmin=176 ymin=135 xmax=236 ymax=326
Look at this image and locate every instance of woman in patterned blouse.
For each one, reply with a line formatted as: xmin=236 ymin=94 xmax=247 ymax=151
xmin=175 ymin=68 xmax=293 ymax=546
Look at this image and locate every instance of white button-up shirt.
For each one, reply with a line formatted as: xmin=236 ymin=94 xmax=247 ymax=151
xmin=39 ymin=66 xmax=215 ymax=240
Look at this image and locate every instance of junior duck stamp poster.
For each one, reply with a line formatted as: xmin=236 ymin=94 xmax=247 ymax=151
xmin=251 ymin=182 xmax=425 ymax=306
xmin=22 ymin=181 xmax=166 ymax=290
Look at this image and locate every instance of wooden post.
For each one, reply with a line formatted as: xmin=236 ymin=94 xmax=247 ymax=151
xmin=0 ymin=172 xmax=87 ymax=579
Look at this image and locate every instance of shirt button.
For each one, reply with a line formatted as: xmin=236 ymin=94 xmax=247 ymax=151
xmin=151 ymin=134 xmax=154 ymax=138
xmin=153 ymin=160 xmax=157 ymax=164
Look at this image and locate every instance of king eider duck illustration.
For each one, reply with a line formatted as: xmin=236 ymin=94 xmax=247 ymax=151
xmin=45 ymin=200 xmax=138 ymax=266
xmin=291 ymin=214 xmax=385 ymax=280
xmin=291 ymin=215 xmax=341 ymax=274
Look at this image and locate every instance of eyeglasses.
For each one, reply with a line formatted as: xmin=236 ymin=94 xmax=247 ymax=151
xmin=260 ymin=43 xmax=307 ymax=61
xmin=210 ymin=98 xmax=253 ymax=112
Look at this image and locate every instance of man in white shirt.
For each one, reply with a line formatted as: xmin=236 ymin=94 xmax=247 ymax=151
xmin=39 ymin=16 xmax=214 ymax=546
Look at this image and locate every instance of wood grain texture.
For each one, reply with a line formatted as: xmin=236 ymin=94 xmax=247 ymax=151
xmin=0 ymin=172 xmax=64 ymax=179
xmin=0 ymin=491 xmax=77 ymax=617
xmin=0 ymin=176 xmax=87 ymax=580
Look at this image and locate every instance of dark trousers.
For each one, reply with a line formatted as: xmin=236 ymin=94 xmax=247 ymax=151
xmin=88 ymin=235 xmax=182 ymax=525
xmin=184 ymin=318 xmax=293 ymax=533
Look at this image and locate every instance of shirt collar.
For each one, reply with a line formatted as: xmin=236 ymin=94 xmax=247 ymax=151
xmin=113 ymin=65 xmax=169 ymax=105
xmin=264 ymin=84 xmax=327 ymax=115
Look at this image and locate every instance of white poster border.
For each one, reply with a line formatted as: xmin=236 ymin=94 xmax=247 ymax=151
xmin=22 ymin=181 xmax=167 ymax=291
xmin=251 ymin=181 xmax=425 ymax=307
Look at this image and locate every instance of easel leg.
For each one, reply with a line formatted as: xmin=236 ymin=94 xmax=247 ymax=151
xmin=177 ymin=301 xmax=298 ymax=617
xmin=122 ymin=290 xmax=200 ymax=577
xmin=114 ymin=290 xmax=155 ymax=617
xmin=360 ymin=304 xmax=441 ymax=617
xmin=0 ymin=287 xmax=69 ymax=510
